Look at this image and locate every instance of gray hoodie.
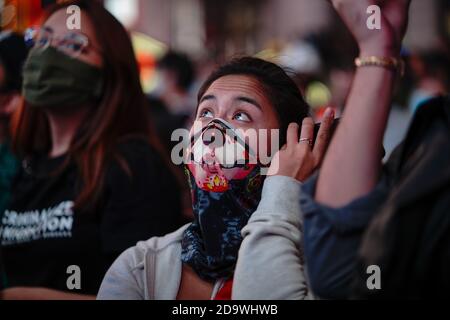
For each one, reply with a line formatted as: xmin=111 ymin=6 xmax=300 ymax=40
xmin=97 ymin=224 xmax=225 ymax=300
xmin=97 ymin=176 xmax=310 ymax=300
xmin=233 ymin=175 xmax=313 ymax=300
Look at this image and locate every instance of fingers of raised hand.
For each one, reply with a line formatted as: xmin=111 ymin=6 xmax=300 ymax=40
xmin=313 ymin=108 xmax=335 ymax=165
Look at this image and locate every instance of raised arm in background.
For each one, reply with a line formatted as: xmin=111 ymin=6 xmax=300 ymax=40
xmin=316 ymin=0 xmax=411 ymax=207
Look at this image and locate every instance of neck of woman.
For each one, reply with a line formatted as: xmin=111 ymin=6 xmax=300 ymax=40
xmin=177 ymin=264 xmax=215 ymax=300
xmin=46 ymin=105 xmax=90 ymax=158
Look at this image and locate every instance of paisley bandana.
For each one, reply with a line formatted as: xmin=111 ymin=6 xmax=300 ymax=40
xmin=181 ymin=119 xmax=265 ymax=282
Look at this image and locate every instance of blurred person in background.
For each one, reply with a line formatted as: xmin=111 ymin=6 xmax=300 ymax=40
xmin=147 ymin=51 xmax=199 ymax=222
xmin=278 ymin=37 xmax=332 ymax=123
xmin=150 ymin=51 xmax=196 ymax=119
xmin=317 ymin=30 xmax=358 ymax=119
xmin=383 ymin=48 xmax=450 ymax=159
xmin=0 ymin=0 xmax=184 ymax=300
xmin=278 ymin=38 xmax=324 ymax=95
xmin=0 ymin=31 xmax=28 ymax=224
xmin=298 ymin=19 xmax=359 ymax=122
xmin=98 ymin=57 xmax=336 ymax=300
xmin=148 ymin=51 xmax=196 ymax=155
xmin=408 ymin=49 xmax=450 ymax=114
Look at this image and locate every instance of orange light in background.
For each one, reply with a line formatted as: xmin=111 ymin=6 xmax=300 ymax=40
xmin=1 ymin=0 xmax=43 ymax=32
xmin=131 ymin=32 xmax=167 ymax=93
xmin=136 ymin=52 xmax=156 ymax=91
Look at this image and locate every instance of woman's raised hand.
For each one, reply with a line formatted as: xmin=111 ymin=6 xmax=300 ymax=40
xmin=331 ymin=0 xmax=411 ymax=56
xmin=268 ymin=108 xmax=335 ymax=182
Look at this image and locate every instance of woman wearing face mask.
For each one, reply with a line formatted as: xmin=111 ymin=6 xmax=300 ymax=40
xmin=97 ymin=57 xmax=336 ymax=300
xmin=0 ymin=1 xmax=184 ymax=300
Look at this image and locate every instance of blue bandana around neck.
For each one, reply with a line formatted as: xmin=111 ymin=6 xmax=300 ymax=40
xmin=181 ymin=166 xmax=264 ymax=282
xmin=180 ymin=118 xmax=267 ymax=282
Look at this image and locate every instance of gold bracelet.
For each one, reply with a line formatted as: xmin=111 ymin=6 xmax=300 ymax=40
xmin=355 ymin=56 xmax=405 ymax=76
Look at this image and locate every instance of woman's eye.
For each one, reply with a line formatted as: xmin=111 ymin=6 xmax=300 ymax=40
xmin=70 ymin=43 xmax=83 ymax=52
xmin=233 ymin=112 xmax=251 ymax=122
xmin=199 ymin=109 xmax=214 ymax=119
xmin=37 ymin=36 xmax=50 ymax=47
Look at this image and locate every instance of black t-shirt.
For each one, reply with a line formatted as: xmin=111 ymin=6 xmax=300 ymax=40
xmin=0 ymin=139 xmax=183 ymax=295
xmin=0 ymin=246 xmax=4 ymax=291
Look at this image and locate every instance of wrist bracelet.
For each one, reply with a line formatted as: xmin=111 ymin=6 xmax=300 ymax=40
xmin=355 ymin=56 xmax=405 ymax=76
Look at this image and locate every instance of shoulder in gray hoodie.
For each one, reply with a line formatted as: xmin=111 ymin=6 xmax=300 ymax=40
xmin=97 ymin=176 xmax=311 ymax=300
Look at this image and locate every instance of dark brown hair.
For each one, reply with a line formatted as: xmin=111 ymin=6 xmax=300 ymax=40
xmin=198 ymin=57 xmax=310 ymax=146
xmin=12 ymin=0 xmax=168 ymax=210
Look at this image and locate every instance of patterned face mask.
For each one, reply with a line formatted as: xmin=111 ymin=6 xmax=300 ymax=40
xmin=181 ymin=119 xmax=265 ymax=282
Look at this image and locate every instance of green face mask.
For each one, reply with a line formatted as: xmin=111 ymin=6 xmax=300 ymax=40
xmin=22 ymin=47 xmax=104 ymax=108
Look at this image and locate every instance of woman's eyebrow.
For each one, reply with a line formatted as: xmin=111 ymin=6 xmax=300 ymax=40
xmin=199 ymin=94 xmax=216 ymax=104
xmin=236 ymin=96 xmax=262 ymax=110
xmin=42 ymin=26 xmax=54 ymax=33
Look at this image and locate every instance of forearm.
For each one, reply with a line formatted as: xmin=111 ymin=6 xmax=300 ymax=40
xmin=1 ymin=287 xmax=96 ymax=300
xmin=233 ymin=176 xmax=312 ymax=300
xmin=316 ymin=63 xmax=395 ymax=207
xmin=234 ymin=220 xmax=311 ymax=300
xmin=315 ymin=0 xmax=411 ymax=207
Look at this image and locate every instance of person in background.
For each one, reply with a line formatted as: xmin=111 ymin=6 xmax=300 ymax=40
xmin=147 ymin=51 xmax=199 ymax=222
xmin=148 ymin=51 xmax=196 ymax=158
xmin=278 ymin=38 xmax=324 ymax=95
xmin=408 ymin=49 xmax=450 ymax=113
xmin=0 ymin=0 xmax=183 ymax=300
xmin=150 ymin=51 xmax=196 ymax=119
xmin=307 ymin=0 xmax=411 ymax=298
xmin=0 ymin=31 xmax=28 ymax=222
